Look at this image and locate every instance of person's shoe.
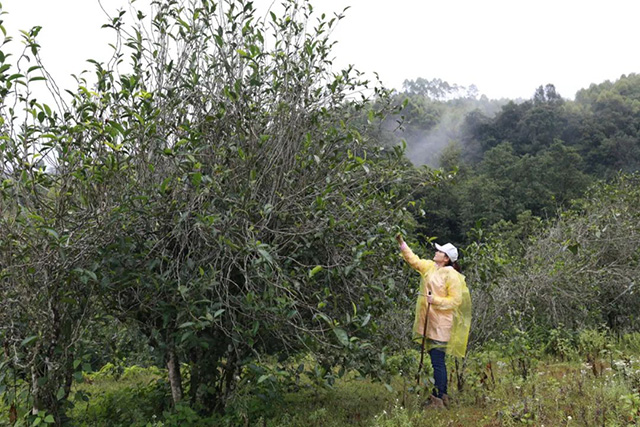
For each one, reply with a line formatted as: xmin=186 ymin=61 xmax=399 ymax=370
xmin=422 ymin=394 xmax=445 ymax=409
xmin=442 ymin=394 xmax=451 ymax=408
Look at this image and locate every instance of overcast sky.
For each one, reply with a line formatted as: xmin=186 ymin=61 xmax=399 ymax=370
xmin=2 ymin=0 xmax=639 ymax=100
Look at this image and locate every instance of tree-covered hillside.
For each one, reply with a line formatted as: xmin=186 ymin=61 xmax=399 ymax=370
xmin=385 ymin=75 xmax=640 ymax=243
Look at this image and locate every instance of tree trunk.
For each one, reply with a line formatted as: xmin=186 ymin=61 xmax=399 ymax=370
xmin=222 ymin=348 xmax=238 ymax=409
xmin=31 ymin=366 xmax=41 ymax=416
xmin=188 ymin=348 xmax=200 ymax=404
xmin=166 ymin=346 xmax=183 ymax=404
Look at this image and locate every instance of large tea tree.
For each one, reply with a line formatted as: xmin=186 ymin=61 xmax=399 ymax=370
xmin=1 ymin=0 xmax=425 ymax=420
xmin=96 ymin=0 xmax=421 ymax=413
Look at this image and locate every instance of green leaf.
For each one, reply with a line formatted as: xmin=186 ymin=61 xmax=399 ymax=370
xmin=43 ymin=228 xmax=59 ymax=239
xmin=313 ymin=312 xmax=332 ymax=326
xmin=333 ymin=328 xmax=349 ymax=347
xmin=361 ymin=313 xmax=371 ymax=327
xmin=7 ymin=73 xmax=24 ymax=82
xmin=73 ymin=268 xmax=97 ymax=282
xmin=44 ymin=415 xmax=55 ymax=423
xmin=257 ymin=247 xmax=273 ymax=264
xmin=21 ymin=335 xmax=38 ymax=346
xmin=191 ymin=172 xmax=202 ymax=187
xmin=181 ymin=331 xmax=193 ymax=343
xmin=309 ymin=265 xmax=323 ymax=278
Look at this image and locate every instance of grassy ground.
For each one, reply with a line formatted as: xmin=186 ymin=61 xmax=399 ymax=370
xmin=2 ymin=353 xmax=639 ymax=426
xmin=260 ymin=356 xmax=640 ymax=426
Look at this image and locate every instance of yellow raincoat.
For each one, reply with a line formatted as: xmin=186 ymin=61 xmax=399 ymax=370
xmin=401 ymin=244 xmax=472 ymax=358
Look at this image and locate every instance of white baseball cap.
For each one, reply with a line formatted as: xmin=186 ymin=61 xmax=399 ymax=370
xmin=435 ymin=243 xmax=458 ymax=262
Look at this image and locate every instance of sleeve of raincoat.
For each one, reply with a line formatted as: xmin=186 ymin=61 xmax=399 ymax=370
xmin=400 ymin=242 xmax=434 ymax=274
xmin=431 ymin=269 xmax=462 ymax=310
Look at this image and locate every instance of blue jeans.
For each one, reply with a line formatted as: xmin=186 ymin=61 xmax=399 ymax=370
xmin=428 ymin=345 xmax=447 ymax=398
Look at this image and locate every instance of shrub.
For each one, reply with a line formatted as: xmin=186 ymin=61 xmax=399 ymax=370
xmin=500 ymin=328 xmax=540 ymax=380
xmin=577 ymin=328 xmax=611 ymax=377
xmin=543 ymin=325 xmax=578 ymax=361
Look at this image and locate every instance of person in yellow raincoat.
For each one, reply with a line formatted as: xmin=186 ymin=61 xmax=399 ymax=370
xmin=396 ymin=233 xmax=472 ymax=408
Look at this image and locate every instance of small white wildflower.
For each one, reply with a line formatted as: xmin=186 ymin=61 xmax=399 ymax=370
xmin=568 ymin=415 xmax=573 ymax=420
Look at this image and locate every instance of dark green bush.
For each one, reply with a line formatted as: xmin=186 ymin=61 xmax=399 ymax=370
xmin=73 ymin=379 xmax=170 ymax=427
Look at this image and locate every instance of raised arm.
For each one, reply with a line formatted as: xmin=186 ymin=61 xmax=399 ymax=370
xmin=396 ymin=234 xmax=433 ymax=274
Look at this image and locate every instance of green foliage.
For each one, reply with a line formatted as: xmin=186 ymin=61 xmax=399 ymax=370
xmin=618 ymin=392 xmax=640 ymax=425
xmin=87 ymin=363 xmax=163 ymax=383
xmin=391 ymin=74 xmax=640 ymax=242
xmin=463 ymin=173 xmax=640 ymax=344
xmin=152 ymin=404 xmax=219 ymax=427
xmin=542 ymin=326 xmax=578 ymax=361
xmin=499 ymin=328 xmax=539 ymax=380
xmin=72 ymin=379 xmax=170 ymax=427
xmin=577 ymin=329 xmax=612 ymax=377
xmin=402 ymin=77 xmax=478 ymax=101
xmin=0 ymin=0 xmax=422 ymax=419
xmin=0 ymin=3 xmax=115 ymax=419
xmin=1 ymin=0 xmax=640 ymax=422
xmin=619 ymin=332 xmax=640 ymax=354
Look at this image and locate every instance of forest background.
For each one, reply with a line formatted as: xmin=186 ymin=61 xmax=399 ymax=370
xmin=0 ymin=0 xmax=639 ymax=425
